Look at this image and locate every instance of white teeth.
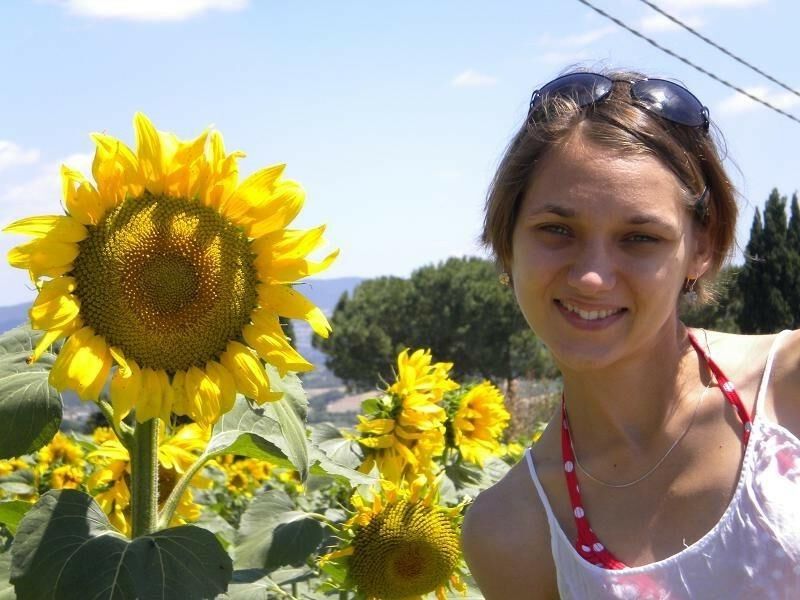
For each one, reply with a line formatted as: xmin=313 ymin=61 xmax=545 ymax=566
xmin=561 ymin=301 xmax=622 ymax=320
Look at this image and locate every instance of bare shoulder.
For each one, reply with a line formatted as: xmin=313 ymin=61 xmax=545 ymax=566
xmin=703 ymin=328 xmax=800 ymax=435
xmin=767 ymin=328 xmax=800 ymax=435
xmin=461 ymin=454 xmax=559 ymax=599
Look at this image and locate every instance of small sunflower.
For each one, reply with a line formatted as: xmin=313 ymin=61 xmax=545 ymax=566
xmin=5 ymin=113 xmax=337 ymax=426
xmin=319 ymin=478 xmax=467 ymax=600
xmin=357 ymin=349 xmax=459 ymax=483
xmin=87 ymin=423 xmax=211 ymax=536
xmin=449 ymin=381 xmax=510 ymax=466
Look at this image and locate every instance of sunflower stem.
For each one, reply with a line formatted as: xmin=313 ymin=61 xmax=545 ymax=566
xmin=97 ymin=399 xmax=134 ymax=449
xmin=131 ymin=417 xmax=159 ymax=537
xmin=157 ymin=450 xmax=211 ymax=530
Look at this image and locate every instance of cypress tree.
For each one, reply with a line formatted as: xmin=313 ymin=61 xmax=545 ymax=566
xmin=738 ymin=190 xmax=793 ymax=332
xmin=786 ymin=193 xmax=800 ymax=325
xmin=737 ymin=208 xmax=764 ymax=333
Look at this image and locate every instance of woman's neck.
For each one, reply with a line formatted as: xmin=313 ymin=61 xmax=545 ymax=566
xmin=559 ymin=322 xmax=706 ymax=458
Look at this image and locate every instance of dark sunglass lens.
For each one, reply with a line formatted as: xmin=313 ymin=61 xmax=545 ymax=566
xmin=631 ymin=79 xmax=706 ymax=127
xmin=530 ymin=73 xmax=613 ymax=119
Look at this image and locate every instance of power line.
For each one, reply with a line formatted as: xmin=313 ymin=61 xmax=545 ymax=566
xmin=636 ymin=0 xmax=800 ymax=99
xmin=574 ymin=0 xmax=800 ymax=127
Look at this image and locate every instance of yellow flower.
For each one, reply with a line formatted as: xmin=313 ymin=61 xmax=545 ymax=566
xmin=37 ymin=431 xmax=84 ymax=467
xmin=320 ymin=478 xmax=467 ymax=600
xmin=357 ymin=349 xmax=458 ymax=484
xmin=452 ymin=381 xmax=510 ymax=466
xmin=87 ymin=423 xmax=209 ymax=536
xmin=5 ymin=113 xmax=337 ymax=427
xmin=49 ymin=464 xmax=84 ymax=489
xmin=92 ymin=427 xmax=116 ymax=445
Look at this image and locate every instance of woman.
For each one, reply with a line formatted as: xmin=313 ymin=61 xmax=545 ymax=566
xmin=461 ymin=69 xmax=800 ymax=599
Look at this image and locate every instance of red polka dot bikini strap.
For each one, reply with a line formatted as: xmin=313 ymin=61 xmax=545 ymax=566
xmin=561 ymin=398 xmax=627 ymax=569
xmin=687 ymin=331 xmax=753 ymax=444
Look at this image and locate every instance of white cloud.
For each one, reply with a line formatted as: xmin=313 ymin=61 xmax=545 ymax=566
xmin=536 ymin=26 xmax=616 ymax=49
xmin=60 ymin=0 xmax=249 ymax=22
xmin=660 ymin=0 xmax=766 ymax=8
xmin=451 ymin=69 xmax=497 ymax=88
xmin=0 ymin=142 xmax=40 ymax=173
xmin=639 ymin=13 xmax=704 ymax=33
xmin=718 ymin=86 xmax=800 ymax=116
xmin=0 ymin=153 xmax=92 ymax=228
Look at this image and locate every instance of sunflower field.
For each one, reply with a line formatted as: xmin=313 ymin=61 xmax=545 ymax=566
xmin=0 ymin=115 xmax=541 ymax=599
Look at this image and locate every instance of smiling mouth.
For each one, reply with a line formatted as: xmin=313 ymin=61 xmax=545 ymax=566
xmin=557 ymin=300 xmax=626 ymax=321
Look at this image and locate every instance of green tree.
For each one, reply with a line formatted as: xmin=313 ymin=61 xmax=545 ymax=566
xmin=314 ymin=257 xmax=552 ymax=390
xmin=785 ymin=193 xmax=800 ymax=326
xmin=312 ymin=277 xmax=414 ymax=390
xmin=680 ymin=265 xmax=741 ymax=332
xmin=737 ymin=190 xmax=793 ymax=333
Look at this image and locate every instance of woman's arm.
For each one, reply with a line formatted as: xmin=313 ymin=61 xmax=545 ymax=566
xmin=461 ymin=464 xmax=559 ymax=599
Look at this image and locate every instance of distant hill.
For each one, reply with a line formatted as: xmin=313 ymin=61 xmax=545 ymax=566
xmin=294 ymin=277 xmax=363 ymax=315
xmin=0 ymin=303 xmax=28 ymax=333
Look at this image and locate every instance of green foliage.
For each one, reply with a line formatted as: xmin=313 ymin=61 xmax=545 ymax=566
xmin=0 ymin=326 xmax=62 ymax=459
xmin=0 ymin=503 xmax=30 ymax=538
xmin=316 ymin=257 xmax=551 ymax=390
xmin=737 ymin=189 xmax=798 ymax=332
xmin=234 ymin=490 xmax=323 ymax=571
xmin=680 ymin=266 xmax=741 ymax=332
xmin=10 ymin=490 xmax=231 ymax=600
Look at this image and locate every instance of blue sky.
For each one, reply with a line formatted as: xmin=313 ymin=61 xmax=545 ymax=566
xmin=1 ymin=0 xmax=798 ymax=306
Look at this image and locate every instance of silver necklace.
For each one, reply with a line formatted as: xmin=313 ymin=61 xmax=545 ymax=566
xmin=571 ymin=375 xmax=714 ymax=489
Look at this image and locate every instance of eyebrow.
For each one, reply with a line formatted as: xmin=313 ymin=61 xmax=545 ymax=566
xmin=525 ymin=204 xmax=679 ymax=229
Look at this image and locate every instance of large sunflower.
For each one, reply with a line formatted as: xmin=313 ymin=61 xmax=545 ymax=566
xmin=319 ymin=478 xmax=467 ymax=600
xmin=5 ymin=113 xmax=337 ymax=426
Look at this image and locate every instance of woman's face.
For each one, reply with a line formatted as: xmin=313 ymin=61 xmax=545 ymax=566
xmin=510 ymin=131 xmax=710 ymax=371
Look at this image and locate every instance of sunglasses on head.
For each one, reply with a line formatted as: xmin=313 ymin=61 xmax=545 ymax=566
xmin=528 ymin=72 xmax=710 ymax=132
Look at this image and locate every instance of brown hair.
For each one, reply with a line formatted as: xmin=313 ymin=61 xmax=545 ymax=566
xmin=482 ymin=67 xmax=738 ymax=303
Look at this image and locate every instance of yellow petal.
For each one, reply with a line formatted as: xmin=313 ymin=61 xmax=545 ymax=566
xmin=49 ymin=327 xmax=112 ymax=401
xmin=220 ymin=341 xmax=282 ymax=405
xmin=61 ymin=165 xmax=105 ymax=225
xmin=206 ymin=361 xmax=236 ymax=417
xmin=29 ymin=277 xmax=80 ymax=331
xmin=109 ymin=348 xmax=141 ymax=428
xmin=266 ymin=249 xmax=340 ymax=284
xmin=252 ymin=226 xmax=327 ymax=262
xmin=243 ymin=179 xmax=304 ymax=238
xmin=242 ymin=323 xmax=313 ymax=377
xmin=256 ymin=284 xmax=331 ymax=338
xmin=356 ymin=416 xmax=395 ymax=435
xmin=184 ymin=366 xmax=220 ymax=426
xmin=29 ymin=317 xmax=82 ymax=364
xmin=7 ymin=238 xmax=79 ymax=279
xmin=222 ymin=163 xmax=285 ymax=221
xmin=91 ymin=133 xmax=142 ymax=204
xmin=134 ymin=112 xmax=164 ymax=194
xmin=3 ymin=215 xmax=87 ymax=242
xmin=136 ymin=368 xmax=166 ymax=423
xmin=170 ymin=371 xmax=189 ymax=416
xmin=358 ymin=434 xmax=396 ymax=449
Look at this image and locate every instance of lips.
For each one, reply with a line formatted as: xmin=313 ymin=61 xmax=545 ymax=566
xmin=557 ymin=299 xmax=626 ymax=321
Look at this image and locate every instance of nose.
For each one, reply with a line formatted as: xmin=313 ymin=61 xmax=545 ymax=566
xmin=566 ymin=243 xmax=616 ymax=294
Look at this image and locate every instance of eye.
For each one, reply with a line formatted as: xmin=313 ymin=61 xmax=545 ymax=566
xmin=539 ymin=224 xmax=571 ymax=236
xmin=625 ymin=233 xmax=659 ymax=243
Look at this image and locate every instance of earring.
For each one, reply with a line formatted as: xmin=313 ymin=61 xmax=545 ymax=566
xmin=498 ymin=272 xmax=510 ymax=287
xmin=683 ymin=278 xmax=698 ymax=304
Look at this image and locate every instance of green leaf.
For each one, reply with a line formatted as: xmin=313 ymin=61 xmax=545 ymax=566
xmin=0 ymin=545 xmax=15 ymax=600
xmin=10 ymin=489 xmax=232 ymax=600
xmin=0 ymin=503 xmax=31 ymax=537
xmin=234 ymin=490 xmax=323 ymax=571
xmin=193 ymin=509 xmax=237 ymax=550
xmin=0 ymin=326 xmax=62 ymax=459
xmin=265 ymin=366 xmax=309 ymax=480
xmin=224 ymin=567 xmax=315 ymax=599
xmin=205 ymin=396 xmax=294 ymax=468
xmin=310 ymin=423 xmax=363 ymax=470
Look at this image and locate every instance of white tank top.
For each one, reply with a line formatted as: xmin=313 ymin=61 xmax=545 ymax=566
xmin=525 ymin=331 xmax=800 ymax=599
